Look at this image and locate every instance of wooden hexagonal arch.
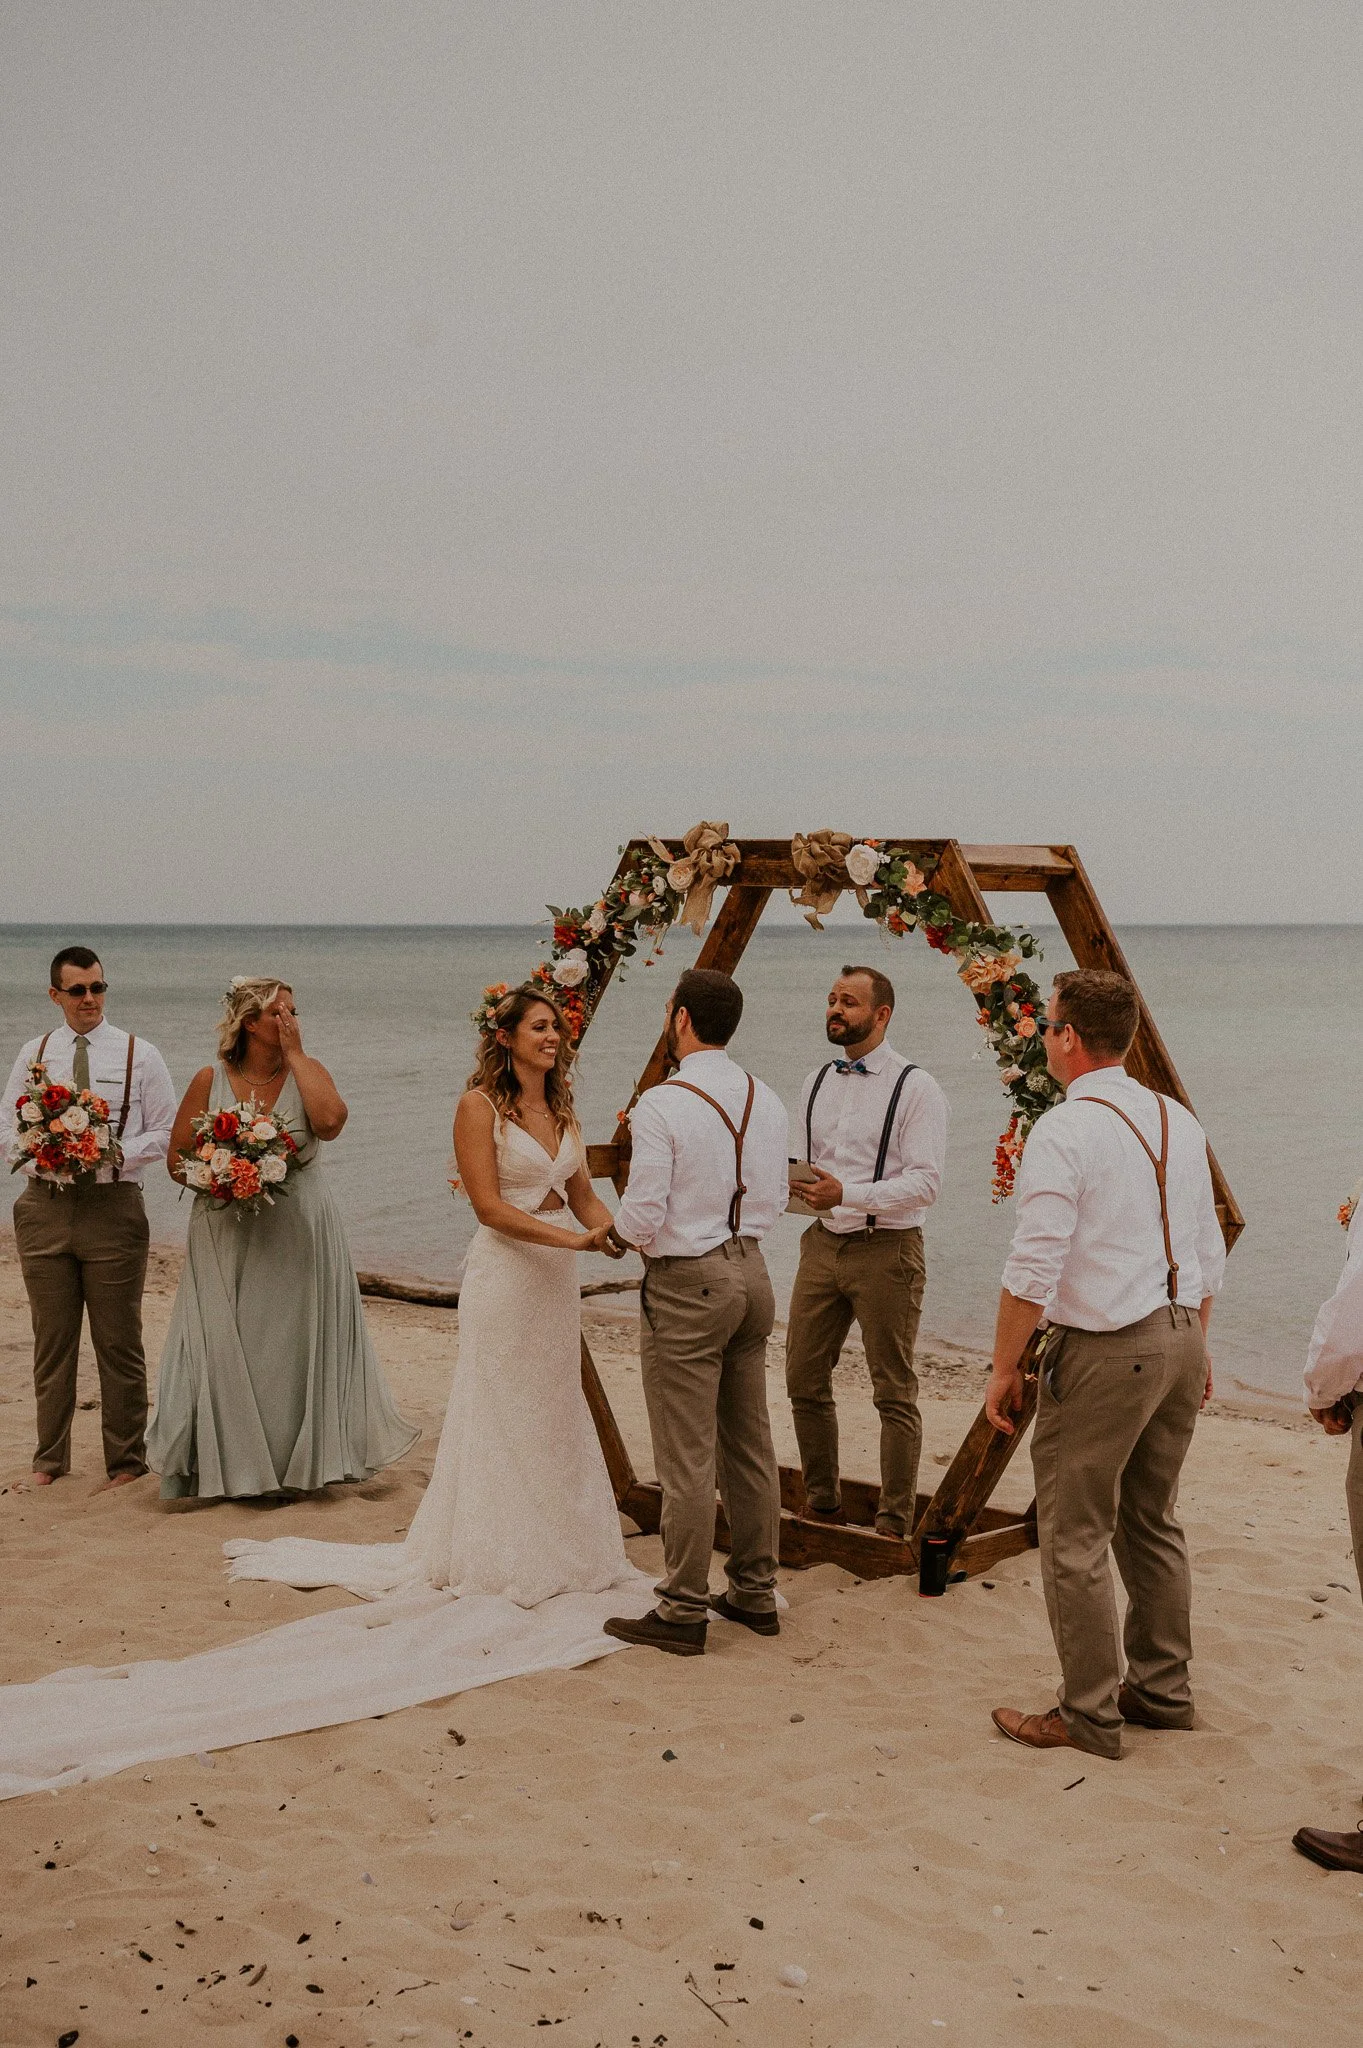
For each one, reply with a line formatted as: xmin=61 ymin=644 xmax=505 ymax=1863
xmin=574 ymin=838 xmax=1243 ymax=1582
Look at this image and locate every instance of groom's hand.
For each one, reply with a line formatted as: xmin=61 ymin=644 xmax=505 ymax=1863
xmin=603 ymin=1225 xmax=632 ymax=1260
xmin=801 ymin=1167 xmax=843 ymax=1212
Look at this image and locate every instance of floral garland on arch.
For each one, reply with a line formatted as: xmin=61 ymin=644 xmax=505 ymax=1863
xmin=470 ymin=824 xmax=1063 ymax=1200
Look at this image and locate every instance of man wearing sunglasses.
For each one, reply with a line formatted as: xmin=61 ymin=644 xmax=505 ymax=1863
xmin=984 ymin=969 xmax=1225 ymax=1761
xmin=4 ymin=946 xmax=176 ymax=1489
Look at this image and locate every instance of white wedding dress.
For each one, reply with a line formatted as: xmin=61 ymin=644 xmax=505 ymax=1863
xmin=0 ymin=1117 xmax=653 ymax=1801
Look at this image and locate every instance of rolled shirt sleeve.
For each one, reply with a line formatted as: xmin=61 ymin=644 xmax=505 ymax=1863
xmin=3 ymin=1044 xmax=33 ymax=1133
xmin=613 ymin=1095 xmax=675 ymax=1252
xmin=1000 ymin=1120 xmax=1082 ymax=1309
xmin=1305 ymin=1215 xmax=1363 ymax=1407
xmin=118 ymin=1043 xmax=178 ymax=1179
xmin=1191 ymin=1145 xmax=1226 ymax=1300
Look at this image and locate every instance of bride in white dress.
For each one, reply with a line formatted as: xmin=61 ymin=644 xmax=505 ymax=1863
xmin=225 ymin=982 xmax=637 ymax=1605
xmin=0 ymin=986 xmax=653 ymax=1802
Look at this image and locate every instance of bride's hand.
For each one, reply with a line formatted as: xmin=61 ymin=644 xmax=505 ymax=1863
xmin=578 ymin=1223 xmax=614 ymax=1254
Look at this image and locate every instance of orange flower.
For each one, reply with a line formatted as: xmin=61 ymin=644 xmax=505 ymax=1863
xmin=229 ymin=1158 xmax=262 ymax=1199
xmin=1016 ymin=1015 xmax=1038 ymax=1039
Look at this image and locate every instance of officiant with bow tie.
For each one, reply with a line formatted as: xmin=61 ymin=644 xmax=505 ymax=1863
xmin=786 ymin=965 xmax=950 ymax=1539
xmin=5 ymin=946 xmax=176 ymax=1488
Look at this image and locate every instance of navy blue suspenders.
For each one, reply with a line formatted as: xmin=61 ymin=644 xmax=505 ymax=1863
xmin=805 ymin=1060 xmax=917 ymax=1229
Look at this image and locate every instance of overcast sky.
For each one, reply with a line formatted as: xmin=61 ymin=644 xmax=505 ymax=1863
xmin=2 ymin=3 xmax=1360 ymax=924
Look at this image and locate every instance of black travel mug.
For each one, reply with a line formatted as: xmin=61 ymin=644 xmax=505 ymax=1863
xmin=918 ymin=1533 xmax=951 ymax=1597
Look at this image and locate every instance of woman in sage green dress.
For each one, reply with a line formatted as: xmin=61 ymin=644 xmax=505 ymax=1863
xmin=147 ymin=976 xmax=419 ymax=1501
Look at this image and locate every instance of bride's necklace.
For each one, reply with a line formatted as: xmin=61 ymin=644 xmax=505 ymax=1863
xmin=234 ymin=1056 xmax=283 ymax=1090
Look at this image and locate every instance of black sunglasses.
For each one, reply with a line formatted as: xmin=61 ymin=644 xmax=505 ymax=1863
xmin=55 ymin=981 xmax=108 ymax=998
xmin=1034 ymin=1016 xmax=1066 ymax=1036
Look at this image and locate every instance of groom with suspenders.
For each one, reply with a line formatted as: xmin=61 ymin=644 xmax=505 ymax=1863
xmin=5 ymin=946 xmax=177 ymax=1488
xmin=604 ymin=969 xmax=789 ymax=1657
xmin=786 ymin=964 xmax=950 ymax=1539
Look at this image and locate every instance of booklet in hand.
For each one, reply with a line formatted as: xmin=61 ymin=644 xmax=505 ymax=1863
xmin=788 ymin=1158 xmax=820 ymax=1218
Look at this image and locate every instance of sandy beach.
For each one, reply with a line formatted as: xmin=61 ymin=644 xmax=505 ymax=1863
xmin=3 ymin=1238 xmax=1363 ymax=2048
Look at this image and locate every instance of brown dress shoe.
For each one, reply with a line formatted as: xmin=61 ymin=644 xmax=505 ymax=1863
xmin=797 ymin=1502 xmax=847 ymax=1526
xmin=1118 ymin=1684 xmax=1194 ymax=1731
xmin=991 ymin=1706 xmax=1084 ymax=1752
xmin=1292 ymin=1825 xmax=1363 ymax=1873
xmin=602 ymin=1608 xmax=707 ymax=1657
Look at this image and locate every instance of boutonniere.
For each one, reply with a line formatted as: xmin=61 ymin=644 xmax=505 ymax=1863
xmin=1340 ymin=1176 xmax=1363 ymax=1229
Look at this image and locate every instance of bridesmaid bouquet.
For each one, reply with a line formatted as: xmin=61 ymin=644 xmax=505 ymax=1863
xmin=8 ymin=1060 xmax=123 ymax=1186
xmin=180 ymin=1098 xmax=299 ymax=1215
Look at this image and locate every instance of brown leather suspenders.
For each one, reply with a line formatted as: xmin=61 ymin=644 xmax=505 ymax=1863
xmin=1081 ymin=1093 xmax=1179 ymax=1303
xmin=31 ymin=1030 xmax=136 ymax=1183
xmin=662 ymin=1073 xmax=757 ymax=1235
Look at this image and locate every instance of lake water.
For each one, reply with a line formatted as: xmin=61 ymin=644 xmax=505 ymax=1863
xmin=3 ymin=919 xmax=1360 ymax=1404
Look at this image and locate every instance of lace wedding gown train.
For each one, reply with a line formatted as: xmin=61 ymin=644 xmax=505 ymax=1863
xmin=0 ymin=1118 xmax=653 ymax=1801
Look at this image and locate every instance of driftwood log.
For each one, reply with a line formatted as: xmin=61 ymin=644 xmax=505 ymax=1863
xmin=356 ymin=1271 xmax=641 ymax=1310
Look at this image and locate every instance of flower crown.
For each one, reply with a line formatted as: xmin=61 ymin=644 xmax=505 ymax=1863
xmin=471 ymin=983 xmax=514 ymax=1037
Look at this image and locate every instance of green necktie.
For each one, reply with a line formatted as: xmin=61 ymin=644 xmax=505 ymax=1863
xmin=73 ymin=1035 xmax=91 ymax=1094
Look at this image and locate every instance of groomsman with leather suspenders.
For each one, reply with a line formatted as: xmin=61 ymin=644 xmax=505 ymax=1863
xmin=985 ymin=969 xmax=1225 ymax=1760
xmin=603 ymin=968 xmax=789 ymax=1657
xmin=786 ymin=965 xmax=950 ymax=1539
xmin=4 ymin=947 xmax=177 ymax=1488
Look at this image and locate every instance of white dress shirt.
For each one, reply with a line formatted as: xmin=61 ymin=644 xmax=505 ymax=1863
xmin=5 ymin=1018 xmax=177 ymax=1186
xmin=614 ymin=1049 xmax=790 ymax=1258
xmin=799 ymin=1040 xmax=948 ymax=1234
xmin=1001 ymin=1066 xmax=1225 ymax=1332
xmin=1305 ymin=1201 xmax=1363 ymax=1406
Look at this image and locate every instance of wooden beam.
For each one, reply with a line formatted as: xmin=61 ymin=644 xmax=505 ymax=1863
xmin=579 ymin=1336 xmax=638 ymax=1505
xmin=597 ymin=880 xmax=773 ymax=1190
xmin=930 ymin=838 xmax=995 ymax=924
xmin=959 ymin=846 xmax=1076 ymax=891
xmin=1045 ymin=844 xmax=1245 ymax=1249
xmin=914 ymin=1327 xmax=1045 ymax=1556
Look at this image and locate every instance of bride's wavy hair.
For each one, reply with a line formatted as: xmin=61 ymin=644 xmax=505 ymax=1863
xmin=218 ymin=976 xmax=292 ymax=1066
xmin=467 ymin=983 xmax=580 ymax=1132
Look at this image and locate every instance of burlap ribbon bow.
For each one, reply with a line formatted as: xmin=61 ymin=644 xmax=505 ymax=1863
xmin=790 ymin=829 xmax=856 ymax=929
xmin=648 ymin=821 xmax=741 ymax=937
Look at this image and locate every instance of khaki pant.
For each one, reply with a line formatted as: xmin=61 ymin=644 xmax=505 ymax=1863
xmin=1032 ymin=1303 xmax=1207 ymax=1758
xmin=639 ymin=1237 xmax=780 ymax=1627
xmin=784 ymin=1221 xmax=925 ymax=1536
xmin=13 ymin=1179 xmax=150 ymax=1479
xmin=1346 ymin=1402 xmax=1363 ymax=1602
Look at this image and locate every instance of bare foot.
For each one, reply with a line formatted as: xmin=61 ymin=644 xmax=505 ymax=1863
xmin=96 ymin=1472 xmax=143 ymax=1492
xmin=30 ymin=1471 xmax=57 ymax=1487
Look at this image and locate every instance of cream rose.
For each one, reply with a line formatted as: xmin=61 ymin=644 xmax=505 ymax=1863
xmin=183 ymin=1160 xmax=212 ymax=1190
xmin=844 ymin=843 xmax=883 ymax=888
xmin=59 ymin=1104 xmax=90 ymax=1135
xmin=210 ymin=1146 xmax=235 ymax=1176
xmin=259 ymin=1154 xmax=288 ymax=1184
xmin=586 ymin=905 xmax=608 ymax=940
xmin=249 ymin=1119 xmax=277 ymax=1143
xmin=552 ymin=948 xmax=590 ymax=989
xmin=95 ymin=1126 xmax=110 ymax=1149
xmin=20 ymin=1101 xmax=42 ymax=1124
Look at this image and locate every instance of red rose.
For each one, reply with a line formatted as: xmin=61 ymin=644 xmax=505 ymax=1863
xmin=41 ymin=1083 xmax=72 ymax=1112
xmin=923 ymin=922 xmax=953 ymax=954
xmin=212 ymin=1110 xmax=240 ymax=1142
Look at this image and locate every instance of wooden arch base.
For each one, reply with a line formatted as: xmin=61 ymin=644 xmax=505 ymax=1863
xmin=576 ymin=839 xmax=1242 ymax=1583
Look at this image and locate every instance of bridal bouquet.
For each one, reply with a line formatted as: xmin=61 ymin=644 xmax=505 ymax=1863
xmin=180 ymin=1098 xmax=299 ymax=1215
xmin=9 ymin=1061 xmax=123 ymax=1186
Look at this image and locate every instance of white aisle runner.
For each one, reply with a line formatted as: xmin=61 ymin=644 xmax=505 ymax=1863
xmin=0 ymin=1577 xmax=655 ymax=1802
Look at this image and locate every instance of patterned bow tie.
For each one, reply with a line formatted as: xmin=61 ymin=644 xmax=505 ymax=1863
xmin=833 ymin=1059 xmax=869 ymax=1075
